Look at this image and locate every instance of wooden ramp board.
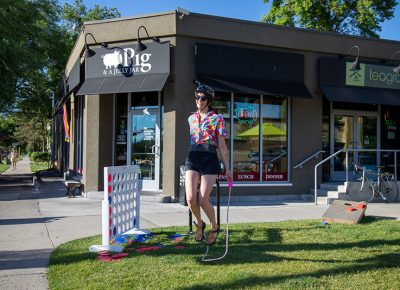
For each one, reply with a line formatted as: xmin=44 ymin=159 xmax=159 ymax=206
xmin=322 ymin=200 xmax=367 ymax=224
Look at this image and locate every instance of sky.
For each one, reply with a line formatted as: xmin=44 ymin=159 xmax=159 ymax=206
xmin=60 ymin=0 xmax=400 ymax=42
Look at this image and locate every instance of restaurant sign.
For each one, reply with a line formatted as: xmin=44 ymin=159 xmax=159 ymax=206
xmin=346 ymin=62 xmax=400 ymax=90
xmin=85 ymin=42 xmax=170 ymax=79
xmin=217 ymin=172 xmax=287 ymax=182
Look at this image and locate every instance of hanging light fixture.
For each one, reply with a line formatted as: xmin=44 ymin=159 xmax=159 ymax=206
xmin=84 ymin=32 xmax=108 ymax=58
xmin=135 ymin=25 xmax=150 ymax=52
xmin=346 ymin=45 xmax=360 ymax=71
xmin=84 ymin=33 xmax=97 ymax=58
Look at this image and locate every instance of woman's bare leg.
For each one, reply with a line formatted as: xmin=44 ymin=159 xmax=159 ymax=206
xmin=185 ymin=170 xmax=204 ymax=239
xmin=198 ymin=174 xmax=218 ymax=231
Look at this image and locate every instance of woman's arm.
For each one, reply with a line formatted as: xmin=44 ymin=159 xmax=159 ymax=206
xmin=217 ymin=135 xmax=232 ymax=181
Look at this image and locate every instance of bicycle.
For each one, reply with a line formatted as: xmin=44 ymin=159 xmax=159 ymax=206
xmin=350 ymin=164 xmax=399 ymax=203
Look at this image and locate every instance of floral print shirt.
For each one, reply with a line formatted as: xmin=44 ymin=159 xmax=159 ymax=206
xmin=188 ymin=111 xmax=227 ymax=146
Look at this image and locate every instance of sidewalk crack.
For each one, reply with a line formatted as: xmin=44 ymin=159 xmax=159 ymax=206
xmin=36 ymin=200 xmax=55 ymax=249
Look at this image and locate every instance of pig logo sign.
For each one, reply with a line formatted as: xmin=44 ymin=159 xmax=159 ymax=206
xmin=86 ymin=42 xmax=169 ymax=80
xmin=101 ymin=48 xmax=152 ymax=76
xmin=102 ymin=51 xmax=123 ymax=69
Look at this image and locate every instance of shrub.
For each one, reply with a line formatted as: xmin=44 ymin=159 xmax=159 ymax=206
xmin=30 ymin=152 xmax=49 ymax=162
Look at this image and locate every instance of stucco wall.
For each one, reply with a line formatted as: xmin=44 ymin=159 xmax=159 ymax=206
xmin=83 ymin=94 xmax=113 ymax=191
xmin=163 ymin=37 xmax=200 ymax=199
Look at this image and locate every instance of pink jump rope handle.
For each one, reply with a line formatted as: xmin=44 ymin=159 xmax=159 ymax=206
xmin=228 ymin=180 xmax=233 ymax=187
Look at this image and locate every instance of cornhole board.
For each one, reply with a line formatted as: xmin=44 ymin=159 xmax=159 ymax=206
xmin=322 ymin=200 xmax=367 ymax=224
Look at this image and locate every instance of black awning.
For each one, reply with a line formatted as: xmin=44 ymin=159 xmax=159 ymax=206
xmin=198 ymin=75 xmax=311 ymax=98
xmin=65 ymin=59 xmax=81 ymax=94
xmin=195 ymin=43 xmax=312 ymax=98
xmin=321 ymin=86 xmax=400 ymax=106
xmin=76 ymin=73 xmax=169 ymax=96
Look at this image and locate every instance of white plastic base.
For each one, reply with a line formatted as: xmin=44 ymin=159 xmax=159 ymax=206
xmin=88 ymin=244 xmax=123 ymax=253
xmin=89 ymin=228 xmax=150 ymax=253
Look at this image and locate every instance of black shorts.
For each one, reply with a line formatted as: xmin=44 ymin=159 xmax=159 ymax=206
xmin=185 ymin=151 xmax=220 ymax=175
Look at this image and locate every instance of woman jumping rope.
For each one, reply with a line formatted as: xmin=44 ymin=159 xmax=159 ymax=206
xmin=185 ymin=83 xmax=232 ymax=246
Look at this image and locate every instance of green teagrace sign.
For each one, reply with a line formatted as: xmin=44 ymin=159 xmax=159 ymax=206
xmin=346 ymin=62 xmax=400 ymax=90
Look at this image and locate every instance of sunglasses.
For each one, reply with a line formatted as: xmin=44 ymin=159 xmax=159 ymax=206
xmin=194 ymin=94 xmax=208 ymax=101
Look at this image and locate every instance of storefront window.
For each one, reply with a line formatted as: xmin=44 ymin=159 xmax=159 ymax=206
xmin=381 ymin=106 xmax=400 ymax=178
xmin=233 ymin=94 xmax=260 ymax=181
xmin=262 ymin=97 xmax=288 ymax=181
xmin=322 ymin=98 xmax=330 ymax=182
xmin=131 ymin=92 xmax=158 ymax=107
xmin=214 ymin=93 xmax=289 ymax=183
xmin=74 ymin=95 xmax=84 ymax=176
xmin=214 ymin=92 xmax=231 ymax=180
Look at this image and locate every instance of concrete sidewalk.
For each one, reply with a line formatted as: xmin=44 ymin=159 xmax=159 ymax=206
xmin=1 ymin=157 xmax=399 ymax=290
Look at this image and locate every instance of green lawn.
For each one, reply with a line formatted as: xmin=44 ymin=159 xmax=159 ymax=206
xmin=30 ymin=161 xmax=49 ymax=172
xmin=48 ymin=218 xmax=400 ymax=290
xmin=0 ymin=162 xmax=9 ymax=173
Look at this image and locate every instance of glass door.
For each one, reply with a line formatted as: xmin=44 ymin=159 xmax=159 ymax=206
xmin=356 ymin=115 xmax=378 ymax=170
xmin=130 ymin=108 xmax=160 ymax=190
xmin=331 ymin=111 xmax=378 ymax=180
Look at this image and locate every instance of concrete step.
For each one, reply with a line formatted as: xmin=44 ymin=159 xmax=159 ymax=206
xmin=311 ymin=182 xmax=347 ymax=205
xmin=300 ymin=194 xmax=337 ymax=205
xmin=310 ymin=189 xmax=344 ymax=198
xmin=316 ymin=196 xmax=337 ymax=205
xmin=320 ymin=182 xmax=346 ymax=192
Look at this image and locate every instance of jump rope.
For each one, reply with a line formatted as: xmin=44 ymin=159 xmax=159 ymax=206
xmin=202 ymin=179 xmax=233 ymax=262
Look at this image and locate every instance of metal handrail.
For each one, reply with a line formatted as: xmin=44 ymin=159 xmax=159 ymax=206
xmin=293 ymin=150 xmax=326 ymax=169
xmin=314 ymin=149 xmax=343 ymax=205
xmin=264 ymin=152 xmax=287 ymax=173
xmin=313 ymin=148 xmax=400 ymax=205
xmin=344 ymin=149 xmax=400 ymax=182
xmin=267 ymin=151 xmax=286 ymax=163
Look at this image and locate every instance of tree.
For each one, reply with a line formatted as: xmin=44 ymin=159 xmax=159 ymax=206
xmin=261 ymin=0 xmax=398 ymax=38
xmin=0 ymin=0 xmax=120 ymax=151
xmin=0 ymin=0 xmax=121 ymax=114
xmin=0 ymin=0 xmax=60 ymax=112
xmin=0 ymin=116 xmax=16 ymax=149
xmin=13 ymin=113 xmax=49 ymax=152
xmin=62 ymin=0 xmax=121 ymax=38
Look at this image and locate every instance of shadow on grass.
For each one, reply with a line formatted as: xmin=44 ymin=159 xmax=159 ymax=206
xmin=360 ymin=216 xmax=398 ymax=223
xmin=50 ymin=233 xmax=400 ymax=289
xmin=180 ymin=253 xmax=400 ymax=290
xmin=50 ymin=228 xmax=207 ymax=265
xmin=192 ymin=222 xmax=400 ymax=264
xmin=50 ymin=220 xmax=400 ymax=268
xmin=218 ymin=238 xmax=400 ymax=264
xmin=47 ymin=218 xmax=400 ymax=289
